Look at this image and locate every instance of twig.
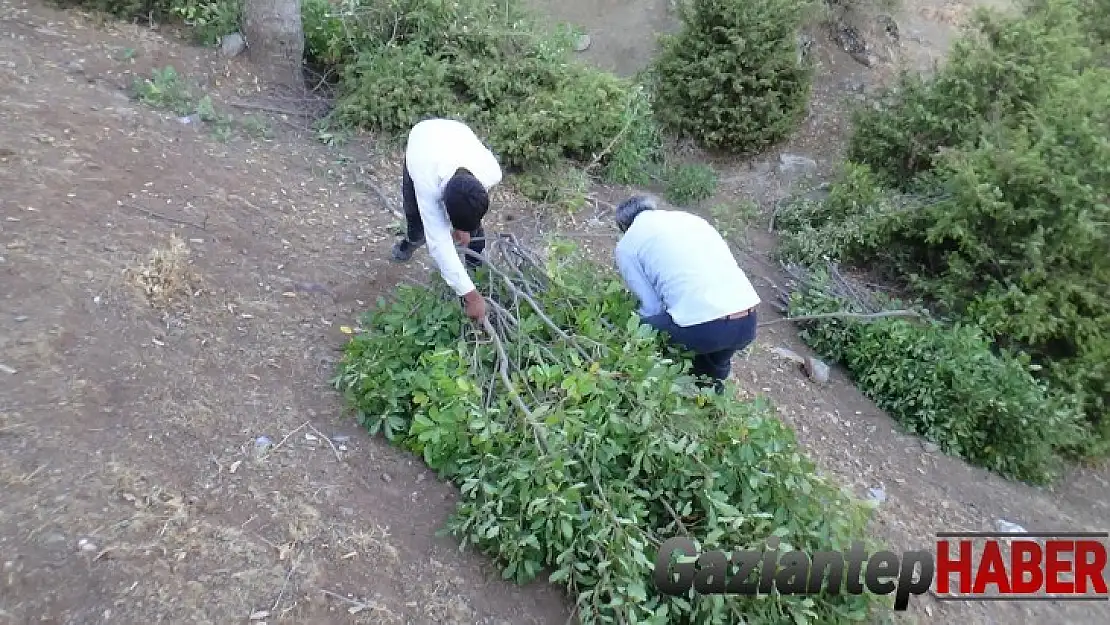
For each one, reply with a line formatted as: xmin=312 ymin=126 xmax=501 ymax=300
xmin=228 ymin=100 xmax=309 ymax=116
xmin=464 ymin=247 xmax=595 ymax=361
xmin=583 ymin=105 xmax=637 ymax=175
xmin=482 ymin=316 xmax=551 ymax=454
xmin=356 ymin=172 xmax=405 ymax=220
xmin=318 ymin=589 xmax=378 ymax=615
xmin=661 ymin=500 xmax=689 ymax=536
xmin=119 ymin=202 xmax=207 ymax=231
xmin=0 ymin=422 xmax=27 ymax=434
xmin=758 ymin=309 xmax=923 ymax=327
xmin=266 ymin=422 xmax=310 ymax=456
xmin=271 ymin=556 xmax=298 ymax=613
xmin=306 ymin=423 xmax=344 ymax=462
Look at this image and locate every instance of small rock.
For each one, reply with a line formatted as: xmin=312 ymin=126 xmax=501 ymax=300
xmin=14 ymin=315 xmax=28 ymax=322
xmin=574 ymin=33 xmax=591 ymax=52
xmin=803 ymin=356 xmax=830 ymax=383
xmin=778 ymin=154 xmax=818 ymax=179
xmin=867 ymin=486 xmax=886 ymax=504
xmin=0 ymin=363 xmax=16 ymax=375
xmin=77 ymin=538 xmax=97 ymax=552
xmin=770 ymin=346 xmax=805 ymax=365
xmin=381 ymin=473 xmax=392 ymax=483
xmin=996 ymin=519 xmax=1027 ymax=534
xmin=922 ymin=441 xmax=940 ymax=453
xmin=333 ymin=435 xmax=351 ymax=444
xmin=221 ymin=32 xmax=246 ymax=58
xmin=249 ymin=610 xmax=270 ymax=621
xmin=253 ymin=436 xmax=273 ymax=458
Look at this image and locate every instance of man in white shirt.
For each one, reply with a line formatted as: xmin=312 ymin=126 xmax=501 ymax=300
xmin=613 ymin=195 xmax=761 ymax=393
xmin=391 ymin=118 xmax=504 ymax=321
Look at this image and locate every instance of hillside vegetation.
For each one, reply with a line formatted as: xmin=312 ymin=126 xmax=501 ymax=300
xmin=776 ymin=0 xmax=1110 ymax=482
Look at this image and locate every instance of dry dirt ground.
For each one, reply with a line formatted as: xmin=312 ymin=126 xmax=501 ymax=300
xmin=0 ymin=1 xmax=1107 ymax=624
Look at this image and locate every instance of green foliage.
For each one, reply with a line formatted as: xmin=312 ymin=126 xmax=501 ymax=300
xmin=774 ymin=162 xmax=910 ymax=268
xmin=304 ymin=0 xmax=661 ymax=178
xmin=132 ymin=66 xmax=196 ymax=115
xmin=171 ymin=0 xmax=242 ymax=45
xmin=332 ymin=245 xmax=882 ymax=625
xmin=710 ymin=198 xmax=761 ymax=242
xmin=1078 ymin=0 xmax=1110 ymax=49
xmin=513 ymin=165 xmax=591 ymax=212
xmin=778 ymin=0 xmax=1110 ymax=459
xmin=651 ymin=0 xmax=816 ymax=153
xmin=787 ymin=270 xmax=1086 ymax=485
xmin=662 ymin=163 xmax=719 ymax=205
xmin=132 ymin=66 xmax=270 ymax=141
xmin=846 ymin=0 xmax=1094 ymax=187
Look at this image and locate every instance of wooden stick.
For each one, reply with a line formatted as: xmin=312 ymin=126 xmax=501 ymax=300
xmin=759 ymin=309 xmax=923 ymax=327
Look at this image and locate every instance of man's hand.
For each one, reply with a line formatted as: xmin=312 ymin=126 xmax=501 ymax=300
xmin=462 ymin=289 xmax=486 ymax=321
xmin=452 ymin=229 xmax=471 ymax=247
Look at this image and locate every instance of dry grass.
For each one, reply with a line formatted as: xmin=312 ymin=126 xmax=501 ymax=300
xmin=124 ymin=234 xmax=202 ymax=308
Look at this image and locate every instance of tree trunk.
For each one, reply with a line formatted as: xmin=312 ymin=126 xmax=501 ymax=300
xmin=241 ymin=0 xmax=304 ymax=92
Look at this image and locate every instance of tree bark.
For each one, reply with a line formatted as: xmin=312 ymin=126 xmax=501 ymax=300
xmin=241 ymin=0 xmax=304 ymax=92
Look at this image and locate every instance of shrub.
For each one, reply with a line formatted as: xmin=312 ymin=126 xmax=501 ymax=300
xmin=333 ymin=237 xmax=882 ymax=625
xmin=651 ymin=0 xmax=816 ymax=153
xmin=786 ymin=267 xmax=1086 ymax=485
xmin=779 ymin=0 xmax=1110 ymax=459
xmin=662 ymin=163 xmax=719 ymax=205
xmin=311 ymin=0 xmax=660 ymax=176
xmin=171 ymin=0 xmax=242 ymax=45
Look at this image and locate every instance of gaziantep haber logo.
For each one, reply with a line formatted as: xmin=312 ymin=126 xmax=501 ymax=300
xmin=653 ymin=532 xmax=1109 ymax=609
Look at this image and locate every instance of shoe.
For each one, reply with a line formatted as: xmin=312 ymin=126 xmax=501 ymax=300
xmin=391 ymin=238 xmax=424 ymax=263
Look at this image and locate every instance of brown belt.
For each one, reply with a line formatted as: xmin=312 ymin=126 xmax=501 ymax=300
xmin=721 ymin=308 xmax=753 ymax=321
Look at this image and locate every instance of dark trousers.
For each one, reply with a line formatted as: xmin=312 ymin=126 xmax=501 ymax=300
xmin=642 ymin=310 xmax=757 ymax=381
xmin=401 ymin=159 xmax=485 ymax=266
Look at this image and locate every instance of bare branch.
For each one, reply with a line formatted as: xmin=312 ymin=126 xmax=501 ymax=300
xmin=759 ymin=309 xmax=924 ymax=327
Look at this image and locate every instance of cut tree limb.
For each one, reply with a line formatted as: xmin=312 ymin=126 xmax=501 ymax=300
xmin=758 ymin=309 xmax=924 ymax=327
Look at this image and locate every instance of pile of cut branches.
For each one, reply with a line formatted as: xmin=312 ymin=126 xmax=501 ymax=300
xmin=333 ymin=235 xmax=883 ymax=624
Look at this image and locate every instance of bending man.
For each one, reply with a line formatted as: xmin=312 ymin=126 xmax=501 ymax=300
xmin=391 ymin=118 xmax=503 ymax=321
xmin=613 ymin=195 xmax=761 ymax=393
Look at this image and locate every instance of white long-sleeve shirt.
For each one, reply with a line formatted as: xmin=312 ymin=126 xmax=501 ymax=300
xmin=614 ymin=209 xmax=761 ymax=327
xmin=405 ymin=118 xmax=503 ymax=296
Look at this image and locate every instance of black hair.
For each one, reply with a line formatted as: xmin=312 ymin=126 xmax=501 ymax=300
xmin=615 ymin=194 xmax=658 ymax=232
xmin=443 ymin=169 xmax=489 ymax=233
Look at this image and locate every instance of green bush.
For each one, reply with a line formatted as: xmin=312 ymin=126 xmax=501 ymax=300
xmin=786 ymin=269 xmax=1086 ymax=485
xmin=778 ymin=0 xmax=1110 ymax=459
xmin=662 ymin=163 xmax=719 ymax=205
xmin=846 ymin=0 xmax=1094 ymax=187
xmin=651 ymin=0 xmax=816 ymax=153
xmin=309 ymin=0 xmax=660 ymax=175
xmin=774 ymin=162 xmax=914 ymax=269
xmin=171 ymin=0 xmax=241 ymax=45
xmin=332 ymin=240 xmax=881 ymax=625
